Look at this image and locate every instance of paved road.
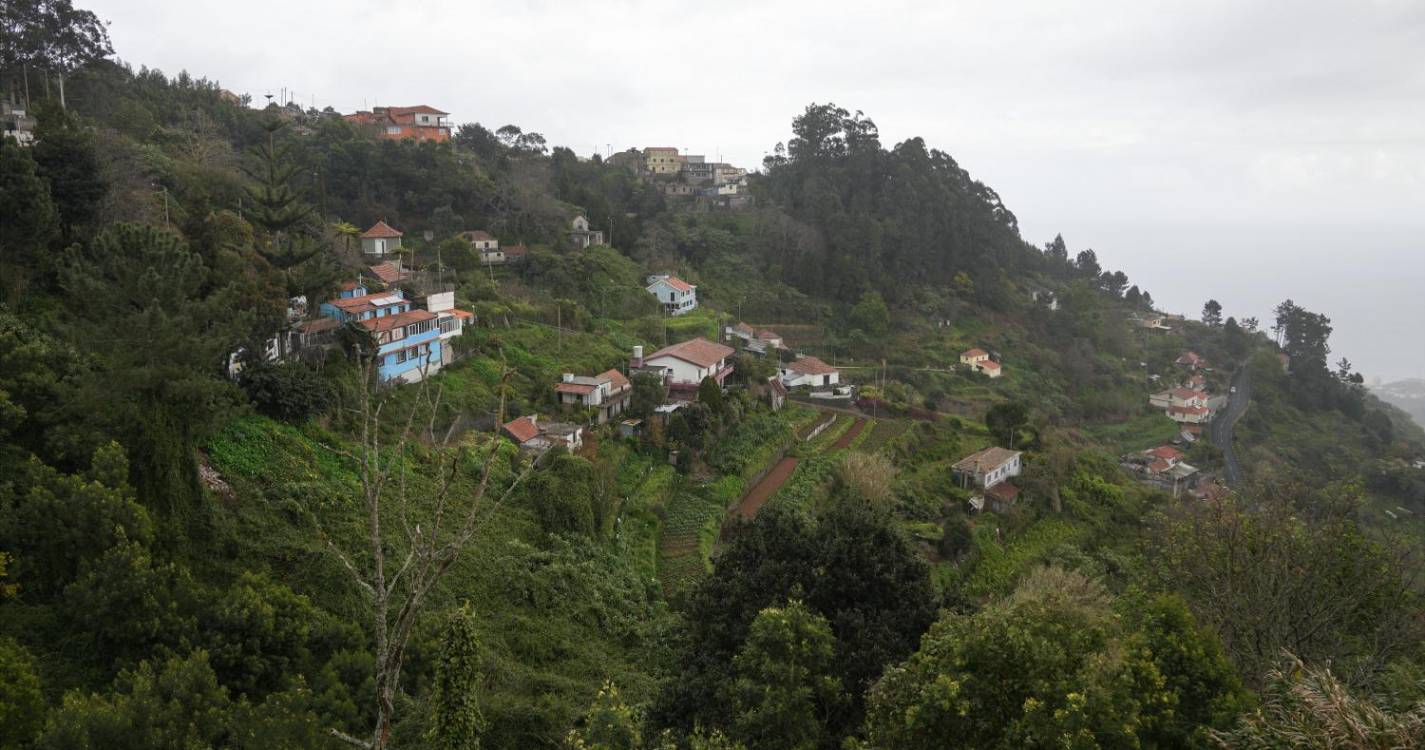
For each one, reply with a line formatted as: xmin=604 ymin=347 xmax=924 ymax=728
xmin=1210 ymin=365 xmax=1252 ymax=486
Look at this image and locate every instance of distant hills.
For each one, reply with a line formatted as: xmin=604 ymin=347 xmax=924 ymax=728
xmin=1373 ymin=378 xmax=1425 ymax=429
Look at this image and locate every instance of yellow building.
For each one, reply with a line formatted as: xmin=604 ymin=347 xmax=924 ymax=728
xmin=644 ymin=146 xmax=683 ymax=174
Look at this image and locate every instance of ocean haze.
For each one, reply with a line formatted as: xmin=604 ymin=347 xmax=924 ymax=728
xmin=83 ymin=0 xmax=1425 ymax=380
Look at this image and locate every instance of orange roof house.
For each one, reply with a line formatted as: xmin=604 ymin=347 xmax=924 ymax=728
xmin=344 ymin=105 xmax=451 ymax=142
xmin=360 ymin=220 xmax=404 ymax=259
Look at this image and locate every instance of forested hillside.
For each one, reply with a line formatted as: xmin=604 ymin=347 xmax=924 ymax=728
xmin=3 ymin=5 xmax=1425 ymax=749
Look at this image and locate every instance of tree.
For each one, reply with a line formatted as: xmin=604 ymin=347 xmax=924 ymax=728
xmin=1043 ymin=233 xmax=1068 ymax=265
xmin=727 ymin=602 xmax=847 ymax=750
xmin=428 ymin=605 xmax=486 ymax=750
xmin=566 ymin=681 xmax=643 ymax=750
xmin=627 ymin=372 xmax=667 ymax=421
xmin=31 ymin=102 xmax=105 ymax=236
xmin=1202 ymin=299 xmax=1223 ymax=327
xmin=1129 ymin=594 xmax=1251 ymax=746
xmin=319 ymin=365 xmax=538 ymax=750
xmin=1212 ymin=655 xmax=1425 ymax=748
xmin=1074 ymin=249 xmax=1100 ymax=278
xmin=0 ymin=140 xmax=59 ymax=295
xmin=239 ymin=360 xmax=335 ymax=422
xmin=0 ymin=637 xmax=45 ymax=749
xmin=849 ymin=290 xmax=890 ymax=337
xmin=1100 ymin=270 xmax=1128 ymax=297
xmin=984 ymin=401 xmax=1029 ymax=449
xmin=861 ymin=567 xmax=1173 ymax=749
xmin=1124 ymin=285 xmax=1142 ymax=306
xmin=697 ymin=376 xmax=725 ymax=420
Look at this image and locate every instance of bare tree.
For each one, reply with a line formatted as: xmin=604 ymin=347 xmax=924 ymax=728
xmin=320 ymin=358 xmax=537 ymax=749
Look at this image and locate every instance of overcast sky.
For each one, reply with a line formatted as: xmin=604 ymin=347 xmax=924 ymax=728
xmin=90 ymin=0 xmax=1425 ymax=381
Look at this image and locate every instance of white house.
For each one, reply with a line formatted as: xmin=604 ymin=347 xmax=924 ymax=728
xmin=953 ymin=447 xmax=1023 ymax=513
xmin=960 ymin=348 xmax=1003 ymax=378
xmin=632 ymin=338 xmax=733 ymax=397
xmin=418 ymin=288 xmax=470 ymax=365
xmin=569 ymin=214 xmax=605 ymax=249
xmin=1149 ymin=387 xmax=1209 ymax=410
xmin=459 ymin=230 xmax=502 ymax=265
xmin=780 ymin=355 xmax=840 ymax=389
xmin=646 ymin=274 xmax=697 ymax=316
xmin=555 ymin=369 xmax=632 ymax=424
xmin=360 ymin=220 xmax=403 ymax=259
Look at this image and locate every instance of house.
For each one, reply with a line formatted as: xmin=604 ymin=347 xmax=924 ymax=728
xmin=1125 ymin=445 xmax=1201 ymax=496
xmin=2 ymin=101 xmax=37 ymax=146
xmin=711 ymin=164 xmax=747 ymax=186
xmin=343 ymin=105 xmax=451 ymax=142
xmin=1166 ymin=404 xmax=1211 ymax=424
xmin=459 ymin=230 xmax=503 ymax=265
xmin=503 ymin=244 xmax=529 ymax=264
xmin=954 ymin=447 xmax=1023 ymax=513
xmin=767 ymin=377 xmax=788 ymax=412
xmin=1150 ymin=387 xmax=1209 ymax=410
xmin=725 ymin=321 xmax=756 ymax=345
xmin=502 ymin=414 xmax=584 ymax=454
xmin=1028 ymin=285 xmax=1060 ymax=311
xmin=754 ymin=330 xmax=784 ymax=350
xmin=646 ymin=274 xmax=697 ymax=315
xmin=960 ymin=348 xmax=1003 ymax=378
xmin=953 ymin=447 xmax=1023 ymax=490
xmin=569 ymin=214 xmax=605 ymax=249
xmin=632 ymin=339 xmax=734 ymax=397
xmin=554 ymin=369 xmax=632 ymax=424
xmin=360 ymin=220 xmax=403 ymax=260
xmin=780 ymin=355 xmax=840 ymax=389
xmin=1176 ymin=351 xmax=1206 ymax=370
xmin=319 ymin=281 xmax=444 ymax=382
xmin=416 ymin=285 xmax=470 ymax=365
xmin=1185 ymin=373 xmax=1207 ymax=390
xmin=644 ymin=146 xmax=682 ymax=174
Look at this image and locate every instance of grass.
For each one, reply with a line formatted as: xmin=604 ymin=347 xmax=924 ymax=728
xmin=1087 ymin=411 xmax=1182 ymax=454
xmin=965 ymin=518 xmax=1089 ymax=598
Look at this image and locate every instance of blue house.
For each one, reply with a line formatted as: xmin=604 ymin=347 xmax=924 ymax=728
xmin=320 ymin=282 xmax=443 ymax=383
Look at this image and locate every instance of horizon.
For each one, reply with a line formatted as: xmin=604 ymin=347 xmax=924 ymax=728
xmin=89 ymin=0 xmax=1425 ymax=381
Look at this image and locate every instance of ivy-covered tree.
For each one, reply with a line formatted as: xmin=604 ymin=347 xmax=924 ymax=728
xmin=727 ymin=601 xmax=846 ymax=750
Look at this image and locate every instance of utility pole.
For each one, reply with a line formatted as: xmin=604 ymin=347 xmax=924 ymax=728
xmin=162 ymin=187 xmax=169 ymax=226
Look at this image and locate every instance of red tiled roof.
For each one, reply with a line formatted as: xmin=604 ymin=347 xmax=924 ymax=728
xmin=786 ymin=356 xmax=838 ymax=376
xmin=340 ymin=280 xmax=362 ymax=291
xmin=555 ymin=382 xmax=597 ymax=395
xmin=645 ymin=337 xmax=734 ymax=369
xmin=358 ymin=309 xmax=435 ymax=333
xmin=361 ymin=220 xmax=403 ymax=239
xmin=329 ymin=291 xmax=407 ymax=315
xmin=961 ymin=348 xmax=989 ymax=359
xmin=450 ymin=309 xmax=474 ymax=319
xmin=954 ymin=447 xmax=1021 ymax=474
xmin=599 ymin=369 xmax=630 ymax=390
xmin=503 ymin=416 xmax=539 ymax=444
xmin=978 ymin=360 xmax=1002 ymax=371
xmin=1168 ymin=405 xmax=1210 ymax=416
xmin=651 ymin=275 xmax=694 ymax=293
xmin=367 ymin=262 xmax=406 ymax=284
xmin=769 ymin=378 xmax=788 ymax=396
xmin=1170 ymin=387 xmax=1206 ymax=400
xmin=1144 ymin=445 xmax=1184 ymax=461
xmin=1147 ymin=458 xmax=1174 ymax=475
xmin=1176 ymin=351 xmax=1203 ymax=364
xmin=986 ymin=482 xmax=1020 ymax=504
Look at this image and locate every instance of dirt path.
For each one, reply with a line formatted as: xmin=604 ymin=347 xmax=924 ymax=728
xmin=734 ymin=456 xmax=800 ymax=519
xmin=832 ymin=418 xmax=868 ymax=449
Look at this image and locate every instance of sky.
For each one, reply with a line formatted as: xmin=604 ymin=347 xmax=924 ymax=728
xmin=89 ymin=0 xmax=1425 ymax=381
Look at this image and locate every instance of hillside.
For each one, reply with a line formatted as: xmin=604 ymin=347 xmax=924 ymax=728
xmin=3 ymin=9 xmax=1425 ymax=749
xmin=1375 ymin=378 xmax=1425 ymax=431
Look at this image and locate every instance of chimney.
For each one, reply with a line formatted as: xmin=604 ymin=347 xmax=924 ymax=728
xmin=632 ymin=345 xmax=644 ymax=369
xmin=562 ymin=373 xmax=575 ymax=383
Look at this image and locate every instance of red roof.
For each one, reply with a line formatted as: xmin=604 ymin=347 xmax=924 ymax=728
xmin=1170 ymin=387 xmax=1206 ymax=401
xmin=757 ymin=330 xmax=782 ymax=341
xmin=978 ymin=360 xmax=1002 ymax=371
xmin=986 ymin=482 xmax=1020 ymax=504
xmin=503 ymin=244 xmax=528 ymax=257
xmin=503 ymin=416 xmax=539 ymax=444
xmin=599 ymin=369 xmax=630 ymax=390
xmin=358 ymin=309 xmax=435 ymax=334
xmin=449 ymin=309 xmax=474 ymax=319
xmin=645 ymin=337 xmax=734 ymax=369
xmin=1147 ymin=458 xmax=1174 ymax=475
xmin=555 ymin=382 xmax=597 ymax=395
xmin=1144 ymin=445 xmax=1184 ymax=461
xmin=1176 ymin=351 xmax=1203 ymax=364
xmin=651 ymin=275 xmax=694 ymax=293
xmin=786 ymin=356 xmax=838 ymax=376
xmin=361 ymin=220 xmax=403 ymax=239
xmin=329 ymin=291 xmax=407 ymax=315
xmin=961 ymin=348 xmax=989 ymax=359
xmin=340 ymin=280 xmax=362 ymax=291
xmin=367 ymin=262 xmax=407 ymax=284
xmin=1168 ymin=405 xmax=1210 ymax=416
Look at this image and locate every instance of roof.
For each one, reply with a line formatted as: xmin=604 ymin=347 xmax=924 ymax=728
xmin=449 ymin=309 xmax=474 ymax=319
xmin=555 ymin=381 xmax=598 ymax=395
xmin=340 ymin=280 xmax=363 ymax=292
xmin=386 ymin=105 xmax=448 ymax=116
xmin=756 ymin=330 xmax=781 ymax=341
xmin=297 ymin=317 xmax=339 ymax=334
xmin=503 ymin=244 xmax=528 ymax=257
xmin=503 ymin=416 xmax=540 ymax=444
xmin=961 ymin=348 xmax=989 ymax=359
xmin=954 ymin=447 xmax=1021 ymax=474
xmin=1176 ymin=351 xmax=1203 ymax=364
xmin=649 ymin=275 xmax=694 ymax=293
xmin=361 ymin=220 xmax=403 ymax=239
xmin=645 ymin=337 xmax=734 ymax=369
xmin=367 ymin=262 xmax=406 ymax=284
xmin=1144 ymin=445 xmax=1184 ymax=461
xmin=599 ymin=369 xmax=630 ymax=390
xmin=329 ymin=292 xmax=406 ymax=314
xmin=1168 ymin=405 xmax=1210 ymax=416
xmin=358 ymin=309 xmax=436 ymax=333
xmin=1170 ymin=387 xmax=1206 ymax=400
xmin=986 ymin=482 xmax=1020 ymax=504
xmin=786 ymin=356 xmax=838 ymax=376
xmin=461 ymin=230 xmax=496 ymax=242
xmin=1147 ymin=458 xmax=1174 ymax=475
xmin=978 ymin=360 xmax=1002 ymax=371
xmin=732 ymin=322 xmax=755 ymax=336
xmin=769 ymin=377 xmax=788 ymax=396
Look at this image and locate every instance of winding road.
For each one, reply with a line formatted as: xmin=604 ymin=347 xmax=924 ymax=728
xmin=1210 ymin=365 xmax=1252 ymax=486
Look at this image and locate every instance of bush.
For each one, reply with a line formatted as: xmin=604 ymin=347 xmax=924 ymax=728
xmin=240 ymin=361 xmax=334 ymax=421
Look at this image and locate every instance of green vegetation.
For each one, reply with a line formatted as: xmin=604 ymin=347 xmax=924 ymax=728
xmin=1 ymin=7 xmax=1423 ymax=748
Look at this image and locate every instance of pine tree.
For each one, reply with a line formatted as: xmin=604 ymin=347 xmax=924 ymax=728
xmin=428 ymin=605 xmax=486 ymax=750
